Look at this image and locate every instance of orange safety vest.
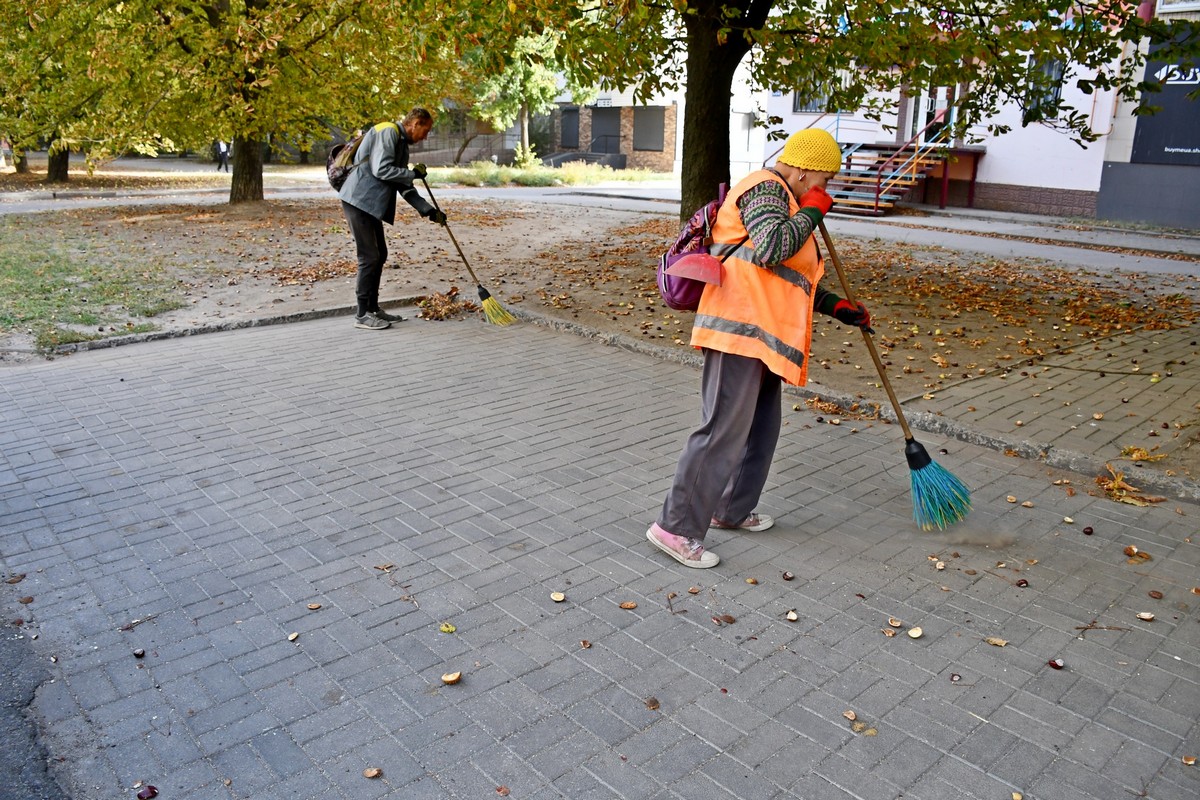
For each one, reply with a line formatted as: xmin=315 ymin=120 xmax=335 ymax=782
xmin=691 ymin=170 xmax=824 ymax=386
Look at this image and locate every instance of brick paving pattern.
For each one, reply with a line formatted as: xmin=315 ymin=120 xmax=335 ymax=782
xmin=2 ymin=315 xmax=1198 ymax=799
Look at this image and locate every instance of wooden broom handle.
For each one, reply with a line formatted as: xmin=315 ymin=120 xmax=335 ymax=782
xmin=817 ymin=220 xmax=915 ymax=441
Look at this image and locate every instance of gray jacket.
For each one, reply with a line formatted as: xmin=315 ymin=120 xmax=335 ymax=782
xmin=337 ymin=121 xmax=434 ymax=225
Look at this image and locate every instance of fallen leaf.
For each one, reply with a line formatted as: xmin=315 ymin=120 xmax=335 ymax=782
xmin=985 ymin=637 xmax=1008 ymax=647
xmin=1021 ymin=501 xmax=1034 ymax=508
xmin=1048 ymin=658 xmax=1065 ymax=670
xmin=373 ymin=563 xmax=394 ymax=572
xmin=719 ymin=614 xmax=736 ymax=624
xmin=887 ymin=617 xmax=903 ymax=628
xmin=687 ymin=586 xmax=701 ymax=594
xmin=618 ymin=601 xmax=638 ymax=610
xmin=882 ymin=628 xmax=897 ymax=637
xmin=1123 ymin=545 xmax=1139 ymax=557
xmin=136 ymin=787 xmax=158 ymax=800
xmin=439 ymin=621 xmax=457 ymax=633
xmin=580 ymin=640 xmax=591 ymax=649
xmin=843 ymin=710 xmax=857 ymax=721
xmin=864 ymin=728 xmax=878 ymax=736
xmin=781 ymin=571 xmax=795 ymax=581
xmin=786 ymin=610 xmax=799 ymax=621
xmin=1136 ymin=612 xmax=1155 ymax=621
xmin=1063 ymin=516 xmax=1074 ymax=524
xmin=550 ymin=591 xmax=566 ymax=602
xmin=907 ymin=627 xmax=924 ymax=639
xmin=1006 ymin=495 xmax=1018 ymax=503
xmin=1182 ymin=756 xmax=1196 ymax=766
xmin=363 ymin=767 xmax=383 ymax=779
xmin=745 ymin=577 xmax=758 ymax=585
xmin=1119 ymin=445 xmax=1168 ymax=462
xmin=1097 ymin=464 xmax=1166 ymax=505
xmin=4 ymin=574 xmax=24 ymax=584
xmin=1148 ymin=590 xmax=1163 ymax=600
xmin=496 ymin=788 xmax=510 ymax=797
xmin=1016 ymin=579 xmax=1029 ymax=588
xmin=18 ymin=596 xmax=33 ymax=605
xmin=441 ymin=671 xmax=462 ymax=685
xmin=645 ymin=697 xmax=660 ymax=710
xmin=851 ymin=721 xmax=867 ymax=733
xmin=1013 ymin=793 xmax=1024 ymax=800
xmin=964 ymin=569 xmax=977 ymax=575
xmin=306 ymin=603 xmax=321 ymax=610
xmin=287 ymin=632 xmax=299 ymax=642
xmin=935 ymin=561 xmax=946 ymax=571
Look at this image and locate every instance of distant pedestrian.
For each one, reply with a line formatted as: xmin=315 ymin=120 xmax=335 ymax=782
xmin=337 ymin=107 xmax=445 ymax=330
xmin=647 ymin=128 xmax=871 ymax=569
xmin=215 ymin=141 xmax=229 ymax=172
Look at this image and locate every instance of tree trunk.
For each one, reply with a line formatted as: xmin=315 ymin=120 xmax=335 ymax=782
xmin=679 ymin=0 xmax=769 ymax=219
xmin=14 ymin=152 xmax=28 ymax=174
xmin=454 ymin=132 xmax=480 ymax=164
xmin=680 ymin=24 xmax=753 ymax=218
xmin=46 ymin=147 xmax=70 ymax=183
xmin=229 ymin=135 xmax=264 ymax=203
xmin=519 ymin=105 xmax=530 ymax=152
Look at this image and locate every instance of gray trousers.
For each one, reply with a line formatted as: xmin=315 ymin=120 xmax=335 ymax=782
xmin=659 ymin=350 xmax=782 ymax=540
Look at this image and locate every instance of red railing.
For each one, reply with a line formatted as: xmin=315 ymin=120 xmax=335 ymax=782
xmin=869 ymin=109 xmax=950 ymax=214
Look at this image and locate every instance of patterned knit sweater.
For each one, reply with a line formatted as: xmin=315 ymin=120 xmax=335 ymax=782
xmin=736 ymin=178 xmax=839 ymax=314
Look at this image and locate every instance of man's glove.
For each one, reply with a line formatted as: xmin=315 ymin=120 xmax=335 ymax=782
xmin=428 ymin=209 xmax=447 ymax=226
xmin=831 ymin=298 xmax=872 ymax=333
xmin=412 ymin=163 xmax=428 ymax=180
xmin=796 ymin=186 xmax=834 ymax=227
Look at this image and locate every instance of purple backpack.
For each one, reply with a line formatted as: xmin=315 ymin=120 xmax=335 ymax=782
xmin=658 ymin=183 xmax=734 ymax=312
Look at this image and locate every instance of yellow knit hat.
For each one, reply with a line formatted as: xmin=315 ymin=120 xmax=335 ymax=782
xmin=778 ymin=129 xmax=842 ymax=173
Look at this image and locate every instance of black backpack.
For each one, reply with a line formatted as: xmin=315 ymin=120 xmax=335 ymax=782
xmin=326 ymin=122 xmax=398 ymax=191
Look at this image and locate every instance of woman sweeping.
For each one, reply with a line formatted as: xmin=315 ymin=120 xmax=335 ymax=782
xmin=647 ymin=129 xmax=872 ymax=569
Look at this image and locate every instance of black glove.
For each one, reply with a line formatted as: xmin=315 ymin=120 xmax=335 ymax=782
xmin=427 ymin=209 xmax=447 ymax=225
xmin=412 ymin=163 xmax=428 ymax=180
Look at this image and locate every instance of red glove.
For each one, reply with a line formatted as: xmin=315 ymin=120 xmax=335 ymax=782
xmin=832 ymin=299 xmax=872 ymax=333
xmin=800 ymin=186 xmax=834 ymax=215
xmin=796 ymin=186 xmax=834 ymax=227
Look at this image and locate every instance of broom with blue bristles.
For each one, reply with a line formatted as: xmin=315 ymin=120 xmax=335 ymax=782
xmin=818 ymin=221 xmax=971 ymax=530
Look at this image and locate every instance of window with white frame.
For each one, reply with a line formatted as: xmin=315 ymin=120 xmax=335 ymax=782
xmin=1024 ymin=56 xmax=1066 ymax=121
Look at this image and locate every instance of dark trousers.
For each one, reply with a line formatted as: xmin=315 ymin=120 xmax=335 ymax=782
xmin=659 ymin=350 xmax=782 ymax=540
xmin=342 ymin=201 xmax=387 ymax=315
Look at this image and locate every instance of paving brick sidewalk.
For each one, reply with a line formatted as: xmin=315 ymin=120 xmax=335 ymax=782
xmin=2 ymin=316 xmax=1198 ymax=799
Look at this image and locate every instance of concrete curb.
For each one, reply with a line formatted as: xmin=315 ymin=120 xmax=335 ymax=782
xmin=53 ymin=301 xmax=1200 ymax=504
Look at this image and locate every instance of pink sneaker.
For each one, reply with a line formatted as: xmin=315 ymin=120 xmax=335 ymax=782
xmin=646 ymin=523 xmax=719 ymax=569
xmin=710 ymin=512 xmax=774 ymax=532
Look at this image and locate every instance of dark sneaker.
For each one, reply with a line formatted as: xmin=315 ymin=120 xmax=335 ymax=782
xmin=373 ymin=309 xmax=405 ymax=322
xmin=354 ymin=312 xmax=391 ymax=330
xmin=710 ymin=512 xmax=774 ymax=532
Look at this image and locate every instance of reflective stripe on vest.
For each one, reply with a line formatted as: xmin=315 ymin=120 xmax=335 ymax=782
xmin=690 ymin=170 xmax=824 ymax=386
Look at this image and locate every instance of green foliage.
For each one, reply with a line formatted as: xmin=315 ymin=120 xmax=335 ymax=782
xmin=430 ymin=162 xmax=671 ymax=188
xmin=513 ymin=143 xmax=540 ymax=169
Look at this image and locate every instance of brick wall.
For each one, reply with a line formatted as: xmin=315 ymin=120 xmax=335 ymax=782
xmin=922 ymin=180 xmax=1098 ymax=219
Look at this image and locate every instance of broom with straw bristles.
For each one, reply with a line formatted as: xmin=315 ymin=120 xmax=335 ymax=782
xmin=817 ymin=220 xmax=971 ymax=531
xmin=419 ymin=177 xmax=517 ymax=326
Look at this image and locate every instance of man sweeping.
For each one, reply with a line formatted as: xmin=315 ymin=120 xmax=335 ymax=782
xmin=338 ymin=107 xmax=447 ymax=330
xmin=647 ymin=128 xmax=872 ymax=569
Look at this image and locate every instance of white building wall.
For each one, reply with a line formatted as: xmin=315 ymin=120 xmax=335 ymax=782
xmin=964 ymin=77 xmax=1119 ymax=192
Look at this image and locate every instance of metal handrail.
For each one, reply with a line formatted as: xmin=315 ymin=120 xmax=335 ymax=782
xmin=589 ymin=134 xmax=619 ymax=154
xmin=870 ymin=108 xmax=949 ymax=213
